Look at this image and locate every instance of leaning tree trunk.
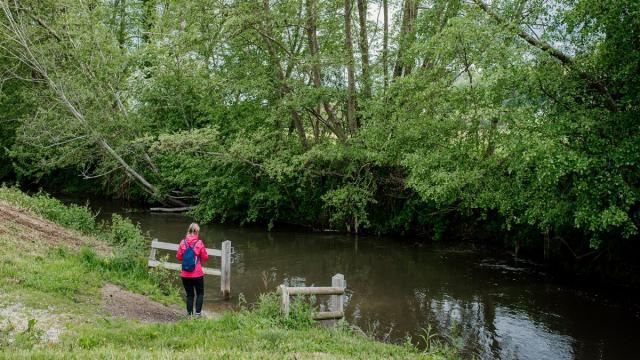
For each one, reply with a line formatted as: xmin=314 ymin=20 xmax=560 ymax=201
xmin=0 ymin=2 xmax=186 ymax=207
xmin=43 ymin=78 xmax=186 ymax=207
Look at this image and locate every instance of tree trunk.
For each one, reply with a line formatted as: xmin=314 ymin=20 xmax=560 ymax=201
xmin=305 ymin=0 xmax=347 ymax=142
xmin=56 ymin=85 xmax=185 ymax=207
xmin=290 ymin=110 xmax=309 ymax=150
xmin=312 ymin=105 xmax=321 ymax=140
xmin=141 ymin=0 xmax=154 ymax=43
xmin=485 ymin=117 xmax=499 ymax=157
xmin=116 ymin=0 xmax=127 ymax=48
xmin=261 ymin=0 xmax=309 ymax=149
xmin=393 ymin=0 xmax=417 ymax=78
xmin=383 ymin=0 xmax=389 ymax=92
xmin=544 ymin=230 xmax=550 ymax=260
xmin=393 ymin=0 xmax=409 ymax=78
xmin=357 ymin=0 xmax=371 ymax=99
xmin=344 ymin=0 xmax=357 ymax=133
xmin=402 ymin=1 xmax=418 ymax=77
xmin=54 ymin=79 xmax=185 ymax=206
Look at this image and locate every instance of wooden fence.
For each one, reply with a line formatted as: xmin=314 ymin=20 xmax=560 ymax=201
xmin=277 ymin=273 xmax=346 ymax=320
xmin=148 ymin=239 xmax=232 ymax=300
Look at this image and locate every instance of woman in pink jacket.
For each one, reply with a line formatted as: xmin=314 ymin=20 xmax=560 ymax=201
xmin=176 ymin=223 xmax=208 ymax=316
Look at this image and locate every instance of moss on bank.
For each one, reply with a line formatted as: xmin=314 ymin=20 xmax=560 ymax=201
xmin=0 ymin=187 xmax=457 ymax=359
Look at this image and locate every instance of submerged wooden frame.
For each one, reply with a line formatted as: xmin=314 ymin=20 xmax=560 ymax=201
xmin=277 ymin=273 xmax=347 ymax=320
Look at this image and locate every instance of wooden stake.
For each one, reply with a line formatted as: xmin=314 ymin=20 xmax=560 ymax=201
xmin=149 ymin=239 xmax=157 ymax=261
xmin=331 ymin=273 xmax=346 ymax=314
xmin=280 ymin=285 xmax=290 ymax=316
xmin=221 ymin=240 xmax=231 ymax=300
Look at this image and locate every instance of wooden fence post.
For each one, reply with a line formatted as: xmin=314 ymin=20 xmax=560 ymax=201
xmin=330 ymin=273 xmax=345 ymax=314
xmin=220 ymin=240 xmax=231 ymax=300
xmin=280 ymin=284 xmax=290 ymax=316
xmin=149 ymin=239 xmax=158 ymax=261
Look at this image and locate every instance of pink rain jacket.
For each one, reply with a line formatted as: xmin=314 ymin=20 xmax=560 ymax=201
xmin=176 ymin=234 xmax=208 ymax=278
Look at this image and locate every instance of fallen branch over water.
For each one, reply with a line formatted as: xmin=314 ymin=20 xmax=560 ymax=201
xmin=149 ymin=207 xmax=194 ymax=213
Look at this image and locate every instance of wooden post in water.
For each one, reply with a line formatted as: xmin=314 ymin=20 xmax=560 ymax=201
xmin=220 ymin=240 xmax=231 ymax=300
xmin=278 ymin=275 xmax=346 ymax=320
xmin=330 ymin=273 xmax=346 ymax=314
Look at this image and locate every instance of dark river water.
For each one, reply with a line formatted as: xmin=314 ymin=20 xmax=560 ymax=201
xmin=64 ymin=196 xmax=640 ymax=360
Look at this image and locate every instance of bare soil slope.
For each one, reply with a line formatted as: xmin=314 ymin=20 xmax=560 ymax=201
xmin=0 ymin=202 xmax=111 ymax=255
xmin=0 ymin=202 xmax=216 ymax=323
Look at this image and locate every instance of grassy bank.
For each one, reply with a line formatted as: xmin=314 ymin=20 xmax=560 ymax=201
xmin=0 ymin=187 xmax=457 ymax=359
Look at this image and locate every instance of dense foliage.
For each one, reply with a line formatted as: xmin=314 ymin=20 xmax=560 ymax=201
xmin=1 ymin=1 xmax=638 ymax=277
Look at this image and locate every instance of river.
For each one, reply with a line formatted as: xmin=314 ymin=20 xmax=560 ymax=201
xmin=65 ymin=196 xmax=640 ymax=360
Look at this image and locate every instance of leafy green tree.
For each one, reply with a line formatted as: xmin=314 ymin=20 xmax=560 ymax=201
xmin=1 ymin=0 xmax=638 ymax=275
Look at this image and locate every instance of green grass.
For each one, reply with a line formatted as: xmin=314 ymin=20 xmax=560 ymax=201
xmin=0 ymin=186 xmax=98 ymax=234
xmin=0 ymin=188 xmax=457 ymax=359
xmin=1 ymin=302 xmax=454 ymax=359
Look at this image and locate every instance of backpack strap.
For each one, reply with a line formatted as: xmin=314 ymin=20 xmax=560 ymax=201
xmin=184 ymin=239 xmax=198 ymax=250
xmin=194 ymin=240 xmax=200 ymax=265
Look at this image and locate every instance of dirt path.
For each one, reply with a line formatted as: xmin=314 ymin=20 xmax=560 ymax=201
xmin=0 ymin=202 xmax=111 ymax=255
xmin=101 ymin=283 xmax=184 ymax=322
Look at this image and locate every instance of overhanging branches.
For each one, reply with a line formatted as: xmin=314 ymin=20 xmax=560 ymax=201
xmin=472 ymin=0 xmax=618 ymax=113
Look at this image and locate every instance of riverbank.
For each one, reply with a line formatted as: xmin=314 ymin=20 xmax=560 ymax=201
xmin=0 ymin=187 xmax=456 ymax=359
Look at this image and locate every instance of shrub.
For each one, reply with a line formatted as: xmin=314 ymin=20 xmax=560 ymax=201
xmin=109 ymin=214 xmax=146 ymax=253
xmin=247 ymin=293 xmax=315 ymax=330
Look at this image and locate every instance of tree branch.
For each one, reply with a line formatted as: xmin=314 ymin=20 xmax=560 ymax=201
xmin=472 ymin=0 xmax=618 ymax=113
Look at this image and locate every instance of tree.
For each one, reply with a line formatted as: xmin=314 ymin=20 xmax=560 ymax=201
xmin=344 ymin=0 xmax=357 ymax=133
xmin=356 ymin=0 xmax=371 ymax=99
xmin=0 ymin=0 xmax=185 ymax=205
xmin=383 ymin=0 xmax=389 ymax=91
xmin=1 ymin=0 xmax=638 ymax=274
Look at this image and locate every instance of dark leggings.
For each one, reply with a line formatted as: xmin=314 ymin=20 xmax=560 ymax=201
xmin=181 ymin=276 xmax=204 ymax=315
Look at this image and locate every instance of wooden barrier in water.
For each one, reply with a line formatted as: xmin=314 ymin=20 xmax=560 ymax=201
xmin=148 ymin=239 xmax=232 ymax=300
xmin=277 ymin=273 xmax=346 ymax=320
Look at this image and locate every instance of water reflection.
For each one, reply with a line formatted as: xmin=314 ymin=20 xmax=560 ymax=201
xmin=61 ymin=198 xmax=640 ymax=360
xmin=493 ymin=308 xmax=574 ymax=360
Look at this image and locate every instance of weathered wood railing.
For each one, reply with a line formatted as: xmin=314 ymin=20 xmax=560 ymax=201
xmin=277 ymin=273 xmax=346 ymax=320
xmin=148 ymin=239 xmax=232 ymax=300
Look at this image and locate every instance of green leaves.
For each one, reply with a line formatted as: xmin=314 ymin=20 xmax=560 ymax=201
xmin=322 ymin=182 xmax=377 ymax=232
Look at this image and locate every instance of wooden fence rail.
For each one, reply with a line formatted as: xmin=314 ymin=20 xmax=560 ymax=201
xmin=277 ymin=273 xmax=346 ymax=320
xmin=148 ymin=239 xmax=232 ymax=300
